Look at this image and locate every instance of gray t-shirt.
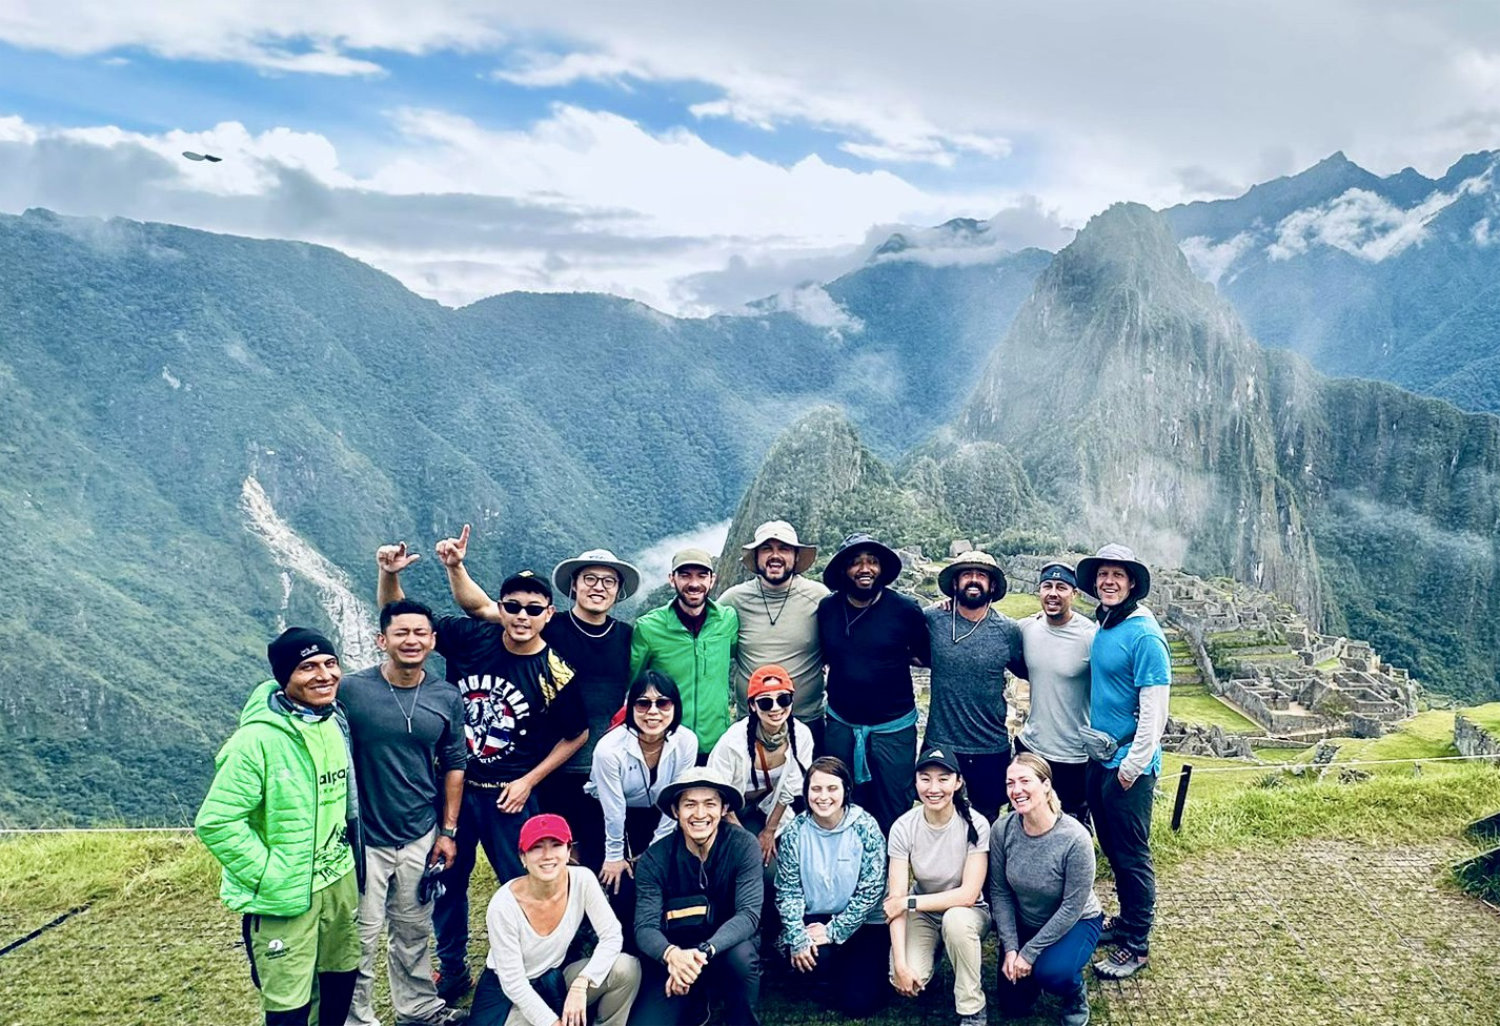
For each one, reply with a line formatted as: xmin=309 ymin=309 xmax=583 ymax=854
xmin=922 ymin=605 xmax=1026 ymax=754
xmin=887 ymin=805 xmax=990 ymax=896
xmin=720 ymin=575 xmax=830 ymax=722
xmin=1015 ymin=613 xmax=1097 ymax=764
xmin=339 ymin=665 xmax=468 ymax=848
xmin=987 ymin=812 xmax=1102 ymax=964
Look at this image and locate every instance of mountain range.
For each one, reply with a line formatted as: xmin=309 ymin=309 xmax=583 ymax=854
xmin=6 ymin=146 xmax=1500 ymax=824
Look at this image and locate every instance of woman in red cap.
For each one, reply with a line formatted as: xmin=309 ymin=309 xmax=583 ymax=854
xmin=706 ymin=664 xmax=815 ymax=866
xmin=470 ymin=814 xmax=641 ymax=1026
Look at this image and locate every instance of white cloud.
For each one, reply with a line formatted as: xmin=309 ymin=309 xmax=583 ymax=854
xmin=1180 ymin=231 xmax=1256 ymax=284
xmin=758 ymin=284 xmax=863 ymax=335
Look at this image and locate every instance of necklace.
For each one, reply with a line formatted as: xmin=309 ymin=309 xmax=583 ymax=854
xmin=570 ymin=610 xmax=615 ymax=639
xmin=387 ymin=678 xmax=422 ymax=733
xmin=951 ymin=603 xmax=987 ymax=644
xmin=843 ymin=591 xmax=881 ymax=635
xmin=756 ymin=580 xmax=792 ymax=627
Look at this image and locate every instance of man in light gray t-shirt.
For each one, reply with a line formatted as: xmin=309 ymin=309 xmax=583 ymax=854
xmin=1014 ymin=562 xmax=1097 ymax=822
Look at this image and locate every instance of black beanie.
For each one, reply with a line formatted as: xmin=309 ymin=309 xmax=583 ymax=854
xmin=267 ymin=627 xmax=339 ymax=686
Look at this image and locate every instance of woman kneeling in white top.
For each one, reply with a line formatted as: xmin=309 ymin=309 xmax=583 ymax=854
xmin=885 ymin=746 xmax=991 ymax=1026
xmin=707 ymin=663 xmax=815 ymax=866
xmin=469 ymin=814 xmax=641 ymax=1026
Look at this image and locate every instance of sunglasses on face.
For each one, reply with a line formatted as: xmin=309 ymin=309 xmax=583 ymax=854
xmin=501 ymin=600 xmax=549 ymax=616
xmin=633 ymin=697 xmax=675 ymax=712
xmin=754 ymin=693 xmax=794 ymax=711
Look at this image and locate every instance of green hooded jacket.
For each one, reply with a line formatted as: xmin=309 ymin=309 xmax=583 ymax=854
xmin=195 ymin=680 xmax=360 ymax=917
xmin=629 ymin=600 xmax=738 ymax=754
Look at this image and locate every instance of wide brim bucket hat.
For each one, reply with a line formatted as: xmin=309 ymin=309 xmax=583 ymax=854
xmin=821 ymin=532 xmax=902 ymax=592
xmin=1076 ymin=543 xmax=1151 ymax=602
xmin=938 ymin=550 xmax=1008 ymax=601
xmin=739 ymin=520 xmax=818 ymax=575
xmin=551 ymin=549 xmax=642 ymax=601
xmin=656 ymin=765 xmax=745 ymax=817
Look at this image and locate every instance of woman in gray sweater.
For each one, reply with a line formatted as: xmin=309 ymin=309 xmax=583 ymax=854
xmin=988 ymin=753 xmax=1103 ymax=1026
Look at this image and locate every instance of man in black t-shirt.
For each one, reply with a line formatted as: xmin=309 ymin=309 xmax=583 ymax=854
xmin=816 ymin=533 xmax=931 ymax=834
xmin=377 ymin=544 xmax=587 ymax=1001
xmin=434 ymin=526 xmax=641 ymax=871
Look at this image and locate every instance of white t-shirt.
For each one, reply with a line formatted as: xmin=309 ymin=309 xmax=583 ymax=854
xmin=887 ymin=805 xmax=990 ymax=896
xmin=1016 ymin=612 xmax=1098 ymax=764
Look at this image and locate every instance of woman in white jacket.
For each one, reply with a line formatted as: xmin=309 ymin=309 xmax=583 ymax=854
xmin=707 ymin=663 xmax=815 ymax=866
xmin=586 ymin=670 xmax=698 ymax=945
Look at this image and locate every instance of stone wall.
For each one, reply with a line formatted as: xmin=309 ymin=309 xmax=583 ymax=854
xmin=1455 ymin=714 xmax=1500 ymax=760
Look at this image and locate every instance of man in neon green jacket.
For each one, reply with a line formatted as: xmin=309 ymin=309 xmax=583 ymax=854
xmin=629 ymin=548 xmax=738 ymax=757
xmin=196 ymin=628 xmax=363 ymax=1026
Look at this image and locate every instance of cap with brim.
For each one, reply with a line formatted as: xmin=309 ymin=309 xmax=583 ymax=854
xmin=656 ymin=766 xmax=745 ymax=817
xmin=518 ymin=813 xmax=573 ymax=851
xmin=1076 ymin=544 xmax=1151 ymax=601
xmin=916 ymin=746 xmax=962 ymax=775
xmin=938 ymin=550 xmax=1007 ymax=601
xmin=551 ymin=549 xmax=642 ymax=601
xmin=822 ymin=532 xmax=902 ymax=592
xmin=747 ymin=664 xmax=794 ymax=701
xmin=670 ymin=548 xmax=716 ymax=573
xmin=1038 ymin=562 xmax=1078 ymax=588
xmin=739 ymin=520 xmax=817 ymax=575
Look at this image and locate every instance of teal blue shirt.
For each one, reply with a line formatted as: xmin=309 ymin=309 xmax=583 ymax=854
xmin=1088 ymin=609 xmax=1171 ymax=775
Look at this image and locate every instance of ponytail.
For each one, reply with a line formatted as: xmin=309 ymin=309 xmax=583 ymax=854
xmin=952 ymin=778 xmax=979 ymax=847
xmin=745 ymin=716 xmax=764 ymax=792
xmin=1011 ymin=751 xmax=1063 ymax=816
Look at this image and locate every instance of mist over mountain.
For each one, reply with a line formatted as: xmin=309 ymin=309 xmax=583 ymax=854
xmin=1164 ymin=150 xmax=1500 ymax=412
xmin=0 ymin=207 xmax=1042 ymax=823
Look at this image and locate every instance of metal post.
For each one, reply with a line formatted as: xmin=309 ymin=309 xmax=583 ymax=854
xmin=1170 ymin=763 xmax=1193 ymax=832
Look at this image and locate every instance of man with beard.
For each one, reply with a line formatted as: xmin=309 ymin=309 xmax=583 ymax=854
xmin=338 ymin=599 xmax=468 ymax=1026
xmin=630 ymin=549 xmax=739 ymax=760
xmin=434 ymin=526 xmax=641 ymax=870
xmin=718 ymin=521 xmax=829 ymax=750
xmin=1074 ymin=544 xmax=1170 ymax=982
xmin=1013 ymin=562 xmax=1097 ymax=822
xmin=922 ymin=551 xmax=1027 ymax=823
xmin=815 ymin=533 xmax=930 ymax=834
xmin=377 ymin=546 xmax=588 ymax=1003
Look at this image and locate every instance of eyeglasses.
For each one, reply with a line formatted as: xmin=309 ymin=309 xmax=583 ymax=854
xmin=579 ymin=573 xmax=620 ymax=590
xmin=501 ymin=600 xmax=549 ymax=616
xmin=754 ymin=693 xmax=794 ymax=711
xmin=633 ymin=697 xmax=675 ymax=712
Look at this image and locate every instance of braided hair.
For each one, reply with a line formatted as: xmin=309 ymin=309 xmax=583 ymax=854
xmin=951 ymin=775 xmax=980 ymax=846
xmin=746 ymin=704 xmax=802 ymax=792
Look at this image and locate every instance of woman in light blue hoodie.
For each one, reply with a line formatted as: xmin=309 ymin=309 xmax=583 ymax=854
xmin=773 ymin=756 xmax=888 ymax=1018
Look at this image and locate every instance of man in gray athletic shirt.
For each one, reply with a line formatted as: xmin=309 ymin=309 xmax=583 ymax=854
xmin=1013 ymin=562 xmax=1097 ymax=822
xmin=339 ymin=598 xmax=468 ymax=1026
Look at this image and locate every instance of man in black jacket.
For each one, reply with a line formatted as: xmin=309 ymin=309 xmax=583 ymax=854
xmin=630 ymin=767 xmax=763 ymax=1026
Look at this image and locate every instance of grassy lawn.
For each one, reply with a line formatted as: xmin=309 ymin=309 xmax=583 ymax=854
xmin=1461 ymin=701 xmax=1500 ymax=736
xmin=995 ymin=592 xmax=1040 ymax=618
xmin=1168 ymin=686 xmax=1260 ymax=733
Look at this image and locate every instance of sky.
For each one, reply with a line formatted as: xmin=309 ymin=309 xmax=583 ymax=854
xmin=2 ymin=2 xmax=1500 ymax=314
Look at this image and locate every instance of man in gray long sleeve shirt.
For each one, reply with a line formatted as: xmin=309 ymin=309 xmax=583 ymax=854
xmin=630 ymin=768 xmax=763 ymax=1026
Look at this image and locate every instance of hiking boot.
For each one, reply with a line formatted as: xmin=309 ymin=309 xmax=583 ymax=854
xmin=432 ymin=967 xmax=472 ymax=1002
xmin=958 ymin=1012 xmax=988 ymax=1026
xmin=1093 ymin=947 xmax=1148 ymax=980
xmin=1059 ymin=983 xmax=1090 ymax=1025
xmin=1095 ymin=915 xmax=1121 ymax=946
xmin=397 ymin=1007 xmax=469 ymax=1026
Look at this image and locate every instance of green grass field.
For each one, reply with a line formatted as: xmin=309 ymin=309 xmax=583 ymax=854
xmin=1167 ymin=686 xmax=1261 ymax=733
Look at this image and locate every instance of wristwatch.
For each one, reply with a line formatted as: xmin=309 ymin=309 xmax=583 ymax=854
xmin=696 ymin=942 xmax=716 ymax=961
xmin=439 ymin=827 xmax=458 ymax=839
xmin=906 ymin=895 xmax=918 ymax=912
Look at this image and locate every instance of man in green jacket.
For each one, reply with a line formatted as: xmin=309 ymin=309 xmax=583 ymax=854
xmin=630 ymin=548 xmax=738 ymax=757
xmin=196 ymin=628 xmax=363 ymax=1026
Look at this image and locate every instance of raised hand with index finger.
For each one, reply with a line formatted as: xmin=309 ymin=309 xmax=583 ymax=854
xmin=434 ymin=523 xmax=472 ymax=568
xmin=376 ymin=541 xmax=421 ymax=575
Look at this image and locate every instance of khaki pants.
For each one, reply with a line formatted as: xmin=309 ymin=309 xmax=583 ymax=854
xmin=347 ymin=829 xmax=445 ymax=1026
xmin=891 ymin=906 xmax=990 ymax=1016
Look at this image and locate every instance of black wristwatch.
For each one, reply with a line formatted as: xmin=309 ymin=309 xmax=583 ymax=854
xmin=696 ymin=942 xmax=716 ymax=961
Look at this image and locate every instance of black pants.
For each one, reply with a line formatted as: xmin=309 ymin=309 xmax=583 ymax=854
xmin=538 ymin=769 xmax=605 ymax=870
xmin=610 ymin=805 xmax=666 ymax=952
xmin=788 ymin=916 xmax=887 ymax=1019
xmin=1086 ymin=762 xmax=1156 ymax=955
xmin=951 ymin=749 xmax=1009 ymax=825
xmin=434 ymin=785 xmax=537 ymax=976
xmin=801 ymin=715 xmax=826 ymax=757
xmin=628 ymin=938 xmax=761 ymax=1026
xmin=824 ymin=716 xmax=916 ymax=835
xmin=1013 ymin=738 xmax=1091 ymax=828
xmin=470 ymin=965 xmax=566 ymax=1026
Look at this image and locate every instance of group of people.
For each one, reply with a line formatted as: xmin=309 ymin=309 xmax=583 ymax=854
xmin=195 ymin=519 xmax=1171 ymax=1026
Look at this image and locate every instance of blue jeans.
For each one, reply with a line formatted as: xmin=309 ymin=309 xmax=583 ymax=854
xmin=995 ymin=914 xmax=1102 ymax=1011
xmin=1087 ymin=762 xmax=1156 ymax=955
xmin=433 ymin=785 xmax=538 ymax=976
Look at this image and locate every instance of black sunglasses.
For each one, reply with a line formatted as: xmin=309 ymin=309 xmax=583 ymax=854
xmin=754 ymin=693 xmax=794 ymax=711
xmin=501 ymin=600 xmax=549 ymax=616
xmin=633 ymin=697 xmax=675 ymax=711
